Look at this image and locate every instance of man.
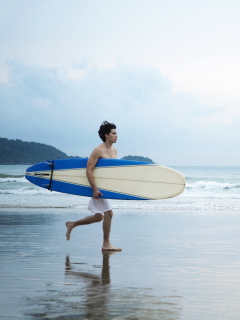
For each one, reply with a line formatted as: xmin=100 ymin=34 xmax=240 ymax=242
xmin=66 ymin=121 xmax=122 ymax=251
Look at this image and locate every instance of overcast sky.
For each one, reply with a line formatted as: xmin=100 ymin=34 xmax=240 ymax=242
xmin=1 ymin=0 xmax=240 ymax=165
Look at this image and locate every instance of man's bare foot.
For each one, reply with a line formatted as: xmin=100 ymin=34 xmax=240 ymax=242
xmin=102 ymin=244 xmax=122 ymax=251
xmin=66 ymin=222 xmax=74 ymax=241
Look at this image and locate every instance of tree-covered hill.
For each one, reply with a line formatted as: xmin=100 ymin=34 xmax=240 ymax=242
xmin=0 ymin=137 xmax=76 ymax=165
xmin=0 ymin=137 xmax=154 ymax=165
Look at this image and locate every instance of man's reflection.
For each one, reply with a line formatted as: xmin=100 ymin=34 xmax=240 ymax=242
xmin=65 ymin=252 xmax=115 ymax=319
xmin=25 ymin=252 xmax=182 ymax=319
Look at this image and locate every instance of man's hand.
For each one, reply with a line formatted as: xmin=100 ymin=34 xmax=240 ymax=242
xmin=93 ymin=189 xmax=103 ymax=199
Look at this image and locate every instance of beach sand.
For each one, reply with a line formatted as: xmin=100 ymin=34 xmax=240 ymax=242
xmin=1 ymin=208 xmax=240 ymax=319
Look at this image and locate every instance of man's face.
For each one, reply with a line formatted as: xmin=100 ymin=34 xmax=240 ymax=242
xmin=105 ymin=129 xmax=117 ymax=143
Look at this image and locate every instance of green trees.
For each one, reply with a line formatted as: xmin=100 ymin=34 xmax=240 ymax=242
xmin=0 ymin=137 xmax=154 ymax=165
xmin=0 ymin=138 xmax=69 ymax=164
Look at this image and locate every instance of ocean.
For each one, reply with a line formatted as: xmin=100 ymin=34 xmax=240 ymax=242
xmin=1 ymin=165 xmax=239 ymax=211
xmin=1 ymin=165 xmax=240 ymax=319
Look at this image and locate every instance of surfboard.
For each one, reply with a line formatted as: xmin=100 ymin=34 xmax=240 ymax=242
xmin=25 ymin=158 xmax=185 ymax=200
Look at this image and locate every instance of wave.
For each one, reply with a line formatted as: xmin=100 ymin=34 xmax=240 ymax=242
xmin=0 ymin=176 xmax=26 ymax=183
xmin=2 ymin=175 xmax=239 ymax=189
xmin=0 ymin=188 xmax=57 ymax=195
xmin=183 ymin=180 xmax=240 ymax=199
xmin=110 ymin=202 xmax=240 ymax=212
xmin=1 ymin=175 xmax=239 ymax=199
xmin=1 ymin=200 xmax=240 ymax=211
xmin=186 ymin=181 xmax=240 ymax=190
xmin=0 ymin=173 xmax=25 ymax=178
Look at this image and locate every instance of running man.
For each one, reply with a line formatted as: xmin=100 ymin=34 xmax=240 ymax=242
xmin=66 ymin=121 xmax=122 ymax=251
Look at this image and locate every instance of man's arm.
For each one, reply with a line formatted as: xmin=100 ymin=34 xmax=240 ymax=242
xmin=86 ymin=148 xmax=103 ymax=199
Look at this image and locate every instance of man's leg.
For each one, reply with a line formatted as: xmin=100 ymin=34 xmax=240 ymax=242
xmin=102 ymin=210 xmax=122 ymax=251
xmin=66 ymin=213 xmax=103 ymax=240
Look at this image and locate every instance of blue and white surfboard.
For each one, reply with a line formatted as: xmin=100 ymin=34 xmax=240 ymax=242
xmin=25 ymin=158 xmax=185 ymax=200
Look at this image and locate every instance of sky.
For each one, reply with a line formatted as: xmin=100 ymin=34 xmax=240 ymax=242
xmin=1 ymin=0 xmax=240 ymax=165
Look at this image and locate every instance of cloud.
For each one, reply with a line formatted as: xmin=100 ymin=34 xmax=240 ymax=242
xmin=0 ymin=60 xmax=239 ymax=165
xmin=72 ymin=58 xmax=89 ymax=70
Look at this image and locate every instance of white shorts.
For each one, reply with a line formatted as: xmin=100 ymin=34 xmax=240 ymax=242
xmin=88 ymin=198 xmax=112 ymax=215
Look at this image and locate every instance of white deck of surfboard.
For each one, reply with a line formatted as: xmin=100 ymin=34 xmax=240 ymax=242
xmin=49 ymin=164 xmax=185 ymax=199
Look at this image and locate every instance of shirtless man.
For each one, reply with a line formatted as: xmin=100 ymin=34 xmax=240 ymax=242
xmin=66 ymin=121 xmax=122 ymax=251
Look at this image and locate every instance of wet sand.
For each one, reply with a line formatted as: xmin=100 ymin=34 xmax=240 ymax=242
xmin=1 ymin=208 xmax=240 ymax=319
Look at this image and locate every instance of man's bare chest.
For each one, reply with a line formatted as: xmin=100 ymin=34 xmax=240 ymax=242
xmin=100 ymin=149 xmax=117 ymax=159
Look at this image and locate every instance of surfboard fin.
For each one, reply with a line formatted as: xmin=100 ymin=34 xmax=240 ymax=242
xmin=48 ymin=160 xmax=54 ymax=191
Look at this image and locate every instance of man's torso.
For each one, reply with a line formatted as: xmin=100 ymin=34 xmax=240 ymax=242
xmin=97 ymin=144 xmax=117 ymax=159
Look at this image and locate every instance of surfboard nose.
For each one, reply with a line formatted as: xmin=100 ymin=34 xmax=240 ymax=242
xmin=25 ymin=161 xmax=54 ymax=190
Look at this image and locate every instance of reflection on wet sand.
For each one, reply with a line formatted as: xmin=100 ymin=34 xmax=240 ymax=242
xmin=65 ymin=252 xmax=112 ymax=285
xmin=3 ymin=210 xmax=240 ymax=319
xmin=24 ymin=253 xmax=182 ymax=319
xmin=65 ymin=253 xmax=182 ymax=320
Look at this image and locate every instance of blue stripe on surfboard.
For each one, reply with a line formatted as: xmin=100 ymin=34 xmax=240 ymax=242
xmin=25 ymin=175 xmax=148 ymax=200
xmin=25 ymin=175 xmax=50 ymax=188
xmin=26 ymin=162 xmax=52 ymax=173
xmin=26 ymin=158 xmax=153 ymax=173
xmin=96 ymin=159 xmax=152 ymax=167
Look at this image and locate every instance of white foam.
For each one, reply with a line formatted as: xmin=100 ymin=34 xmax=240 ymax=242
xmin=0 ymin=177 xmax=26 ymax=183
xmin=0 ymin=187 xmax=65 ymax=195
xmin=187 ymin=180 xmax=240 ymax=190
xmin=183 ymin=180 xmax=240 ymax=199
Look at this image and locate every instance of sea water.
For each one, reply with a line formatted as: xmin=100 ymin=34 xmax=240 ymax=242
xmin=1 ymin=166 xmax=240 ymax=320
xmin=1 ymin=165 xmax=240 ymax=211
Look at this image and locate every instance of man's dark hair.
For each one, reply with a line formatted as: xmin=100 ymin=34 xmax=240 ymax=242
xmin=98 ymin=121 xmax=116 ymax=142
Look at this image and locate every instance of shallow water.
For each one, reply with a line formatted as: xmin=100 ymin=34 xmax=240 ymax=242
xmin=1 ymin=209 xmax=240 ymax=319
